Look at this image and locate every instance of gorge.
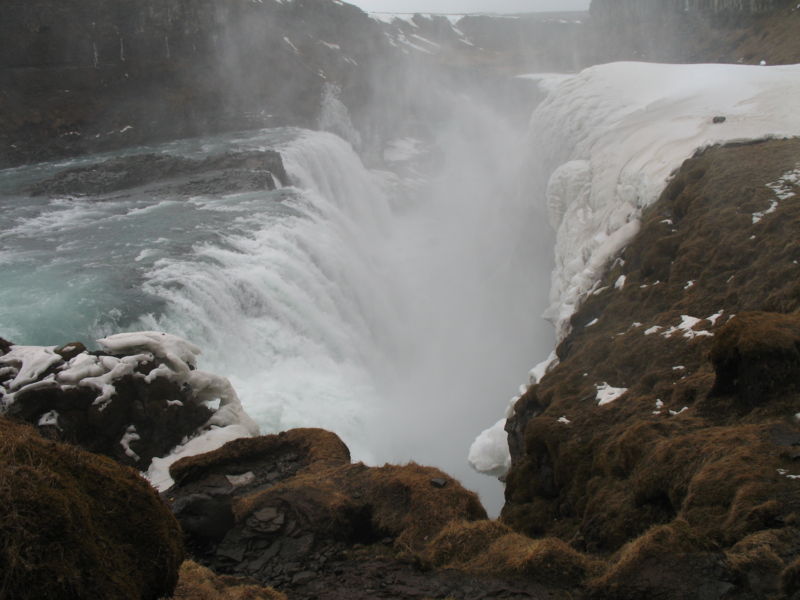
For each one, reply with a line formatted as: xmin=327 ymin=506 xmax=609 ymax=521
xmin=2 ymin=1 xmax=800 ymax=598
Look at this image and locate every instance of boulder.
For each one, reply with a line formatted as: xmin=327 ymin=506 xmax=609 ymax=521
xmin=0 ymin=416 xmax=183 ymax=599
xmin=165 ymin=428 xmax=487 ymax=588
xmin=0 ymin=332 xmax=257 ymax=474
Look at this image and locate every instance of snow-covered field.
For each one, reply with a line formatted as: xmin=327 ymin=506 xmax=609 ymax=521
xmin=469 ymin=61 xmax=800 ymax=478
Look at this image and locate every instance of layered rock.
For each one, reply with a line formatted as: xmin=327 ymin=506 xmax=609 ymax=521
xmin=28 ymin=149 xmax=288 ymax=197
xmin=0 ymin=416 xmax=183 ymax=599
xmin=504 ymin=139 xmax=800 ymax=598
xmin=165 ymin=428 xmax=487 ymax=589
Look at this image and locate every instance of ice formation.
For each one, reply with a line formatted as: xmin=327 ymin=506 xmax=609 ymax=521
xmin=470 ymin=61 xmax=800 ymax=478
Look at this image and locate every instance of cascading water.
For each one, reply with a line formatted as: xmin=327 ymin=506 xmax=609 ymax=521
xmin=0 ymin=93 xmax=555 ymax=513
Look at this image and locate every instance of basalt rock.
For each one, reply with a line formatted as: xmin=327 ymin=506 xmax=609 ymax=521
xmin=0 ymin=416 xmax=183 ymax=600
xmin=165 ymin=428 xmax=492 ymax=594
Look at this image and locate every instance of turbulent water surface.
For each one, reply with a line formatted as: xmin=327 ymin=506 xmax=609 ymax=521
xmin=0 ymin=101 xmax=555 ymax=512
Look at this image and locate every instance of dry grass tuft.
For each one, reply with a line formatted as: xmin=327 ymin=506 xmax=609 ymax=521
xmin=0 ymin=416 xmax=183 ymax=600
xmin=171 ymin=561 xmax=286 ymax=600
xmin=424 ymin=520 xmax=603 ymax=587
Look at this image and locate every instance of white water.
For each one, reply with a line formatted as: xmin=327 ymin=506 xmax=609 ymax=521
xmin=0 ymin=97 xmax=555 ymax=513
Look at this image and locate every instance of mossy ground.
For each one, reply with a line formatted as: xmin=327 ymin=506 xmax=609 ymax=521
xmin=0 ymin=417 xmax=183 ymax=600
xmin=504 ymin=139 xmax=800 ymax=596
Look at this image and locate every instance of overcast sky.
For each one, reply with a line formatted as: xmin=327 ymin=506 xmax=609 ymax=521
xmin=350 ymin=0 xmax=591 ymax=13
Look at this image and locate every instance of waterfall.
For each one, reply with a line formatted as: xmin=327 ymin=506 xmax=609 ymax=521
xmin=130 ymin=96 xmax=555 ymax=512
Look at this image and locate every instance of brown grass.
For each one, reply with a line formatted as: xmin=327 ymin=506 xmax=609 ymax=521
xmin=232 ymin=459 xmax=487 ymax=552
xmin=424 ymin=520 xmax=604 ymax=587
xmin=0 ymin=417 xmax=183 ymax=599
xmin=502 ymin=139 xmax=800 ymax=594
xmin=171 ymin=561 xmax=286 ymax=600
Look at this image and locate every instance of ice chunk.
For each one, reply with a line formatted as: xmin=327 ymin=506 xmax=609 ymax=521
xmin=468 ymin=419 xmax=511 ymax=478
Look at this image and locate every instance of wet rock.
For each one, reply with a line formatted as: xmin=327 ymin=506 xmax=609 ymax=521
xmin=54 ymin=341 xmax=86 ymax=361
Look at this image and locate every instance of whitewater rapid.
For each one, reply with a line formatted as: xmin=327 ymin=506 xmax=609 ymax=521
xmin=0 ymin=98 xmax=555 ymax=512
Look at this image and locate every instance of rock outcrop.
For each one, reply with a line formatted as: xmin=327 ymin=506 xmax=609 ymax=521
xmin=0 ymin=416 xmax=183 ymax=599
xmin=0 ymin=332 xmax=257 ymax=475
xmin=504 ymin=138 xmax=800 ymax=598
xmin=28 ymin=149 xmax=288 ymax=197
xmin=165 ymin=428 xmax=488 ymax=590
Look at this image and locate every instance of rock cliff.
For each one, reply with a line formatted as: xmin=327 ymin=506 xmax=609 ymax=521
xmin=504 ymin=138 xmax=800 ymax=598
xmin=0 ymin=0 xmax=392 ymax=167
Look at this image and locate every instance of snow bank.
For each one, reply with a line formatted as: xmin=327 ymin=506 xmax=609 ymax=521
xmin=470 ymin=61 xmax=800 ymax=478
xmin=534 ymin=61 xmax=800 ymax=341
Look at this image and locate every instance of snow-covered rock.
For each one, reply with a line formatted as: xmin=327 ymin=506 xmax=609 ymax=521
xmin=0 ymin=331 xmax=259 ymax=488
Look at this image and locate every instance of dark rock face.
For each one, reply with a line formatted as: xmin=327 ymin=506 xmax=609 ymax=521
xmin=0 ymin=416 xmax=183 ymax=600
xmin=504 ymin=139 xmax=800 ymax=598
xmin=0 ymin=343 xmax=213 ymax=471
xmin=162 ymin=429 xmax=581 ymax=598
xmin=0 ymin=0 xmax=393 ymax=167
xmin=28 ymin=149 xmax=288 ymax=196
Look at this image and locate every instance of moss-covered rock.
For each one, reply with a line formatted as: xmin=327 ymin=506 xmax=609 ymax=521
xmin=0 ymin=416 xmax=183 ymax=599
xmin=504 ymin=139 xmax=800 ymax=596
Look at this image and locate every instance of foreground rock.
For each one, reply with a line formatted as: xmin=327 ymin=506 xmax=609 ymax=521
xmin=504 ymin=138 xmax=800 ymax=599
xmin=166 ymin=428 xmax=574 ymax=599
xmin=0 ymin=416 xmax=183 ymax=599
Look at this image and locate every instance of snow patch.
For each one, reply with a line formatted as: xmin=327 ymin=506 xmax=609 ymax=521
xmin=121 ymin=425 xmax=141 ymax=461
xmin=596 ymin=382 xmax=627 ymax=406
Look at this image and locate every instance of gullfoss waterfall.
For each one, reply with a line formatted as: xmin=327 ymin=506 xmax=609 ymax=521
xmin=0 ymin=97 xmax=555 ymax=512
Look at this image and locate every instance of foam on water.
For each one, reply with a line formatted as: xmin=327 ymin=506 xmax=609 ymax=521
xmin=1 ymin=115 xmax=555 ymax=513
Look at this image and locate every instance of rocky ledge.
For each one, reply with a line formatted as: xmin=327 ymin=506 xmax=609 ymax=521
xmin=27 ymin=149 xmax=289 ymax=197
xmin=505 ymin=138 xmax=800 ymax=599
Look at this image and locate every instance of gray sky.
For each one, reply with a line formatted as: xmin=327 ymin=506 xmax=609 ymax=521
xmin=350 ymin=0 xmax=591 ymax=13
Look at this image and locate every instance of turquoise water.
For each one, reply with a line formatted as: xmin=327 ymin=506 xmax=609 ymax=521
xmin=0 ymin=115 xmax=555 ymax=514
